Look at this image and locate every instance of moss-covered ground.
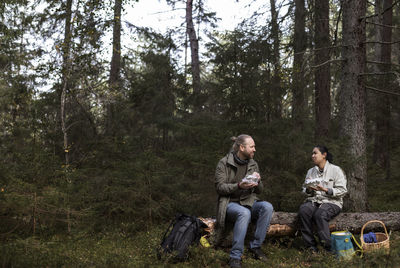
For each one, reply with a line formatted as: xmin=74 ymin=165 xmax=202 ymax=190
xmin=1 ymin=226 xmax=399 ymax=267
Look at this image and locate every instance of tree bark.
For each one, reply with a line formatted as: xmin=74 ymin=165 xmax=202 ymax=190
xmin=338 ymin=0 xmax=367 ymax=211
xmin=106 ymin=0 xmax=122 ymax=136
xmin=109 ymin=0 xmax=122 ymax=88
xmin=61 ymin=0 xmax=73 ymax=233
xmin=373 ymin=0 xmax=392 ymax=179
xmin=270 ymin=0 xmax=282 ymax=120
xmin=186 ymin=0 xmax=201 ymax=109
xmin=203 ymin=212 xmax=400 ymax=241
xmin=267 ymin=211 xmax=400 ymax=235
xmin=292 ymin=0 xmax=306 ymax=126
xmin=370 ymin=0 xmax=382 ymax=166
xmin=61 ymin=0 xmax=73 ymax=169
xmin=314 ymin=0 xmax=331 ymax=140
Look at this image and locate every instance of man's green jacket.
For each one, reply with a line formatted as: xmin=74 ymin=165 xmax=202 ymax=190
xmin=214 ymin=152 xmax=263 ymax=245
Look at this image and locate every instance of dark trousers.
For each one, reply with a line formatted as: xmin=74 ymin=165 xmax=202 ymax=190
xmin=298 ymin=202 xmax=341 ymax=250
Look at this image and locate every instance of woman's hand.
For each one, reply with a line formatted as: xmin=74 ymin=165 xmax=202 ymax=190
xmin=309 ymin=184 xmax=328 ymax=193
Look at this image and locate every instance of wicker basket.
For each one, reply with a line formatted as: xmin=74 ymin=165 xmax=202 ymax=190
xmin=360 ymin=220 xmax=390 ymax=253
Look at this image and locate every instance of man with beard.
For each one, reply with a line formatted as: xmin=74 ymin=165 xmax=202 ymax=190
xmin=214 ymin=134 xmax=274 ymax=268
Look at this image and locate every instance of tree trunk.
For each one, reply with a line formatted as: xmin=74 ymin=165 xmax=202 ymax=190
xmin=314 ymin=0 xmax=331 ymax=140
xmin=109 ymin=0 xmax=122 ymax=87
xmin=338 ymin=0 xmax=367 ymax=211
xmin=373 ymin=0 xmax=392 ymax=179
xmin=61 ymin=0 xmax=73 ymax=170
xmin=186 ymin=0 xmax=201 ymax=109
xmin=270 ymin=0 xmax=282 ymax=120
xmin=203 ymin=212 xmax=400 ymax=241
xmin=292 ymin=0 xmax=306 ymax=126
xmin=268 ymin=211 xmax=400 ymax=234
xmin=106 ymin=0 xmax=122 ymax=136
xmin=61 ymin=0 xmax=73 ymax=233
xmin=370 ymin=0 xmax=382 ymax=165
xmin=395 ymin=4 xmax=400 ymax=154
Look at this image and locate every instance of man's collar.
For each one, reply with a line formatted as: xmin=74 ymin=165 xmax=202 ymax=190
xmin=227 ymin=151 xmax=256 ymax=167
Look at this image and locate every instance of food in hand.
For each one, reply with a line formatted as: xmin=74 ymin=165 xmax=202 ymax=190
xmin=304 ymin=178 xmax=321 ymax=188
xmin=242 ymin=173 xmax=259 ymax=184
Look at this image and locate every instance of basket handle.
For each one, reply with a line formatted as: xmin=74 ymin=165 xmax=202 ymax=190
xmin=360 ymin=220 xmax=389 ymax=243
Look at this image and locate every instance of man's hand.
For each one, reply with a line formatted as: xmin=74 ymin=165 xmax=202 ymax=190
xmin=309 ymin=184 xmax=328 ymax=193
xmin=252 ymin=172 xmax=261 ymax=183
xmin=238 ymin=181 xmax=258 ymax=189
xmin=239 ymin=172 xmax=261 ymax=189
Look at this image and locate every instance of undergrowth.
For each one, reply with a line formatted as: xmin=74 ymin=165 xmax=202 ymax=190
xmin=1 ymin=143 xmax=399 ymax=267
xmin=1 ymin=227 xmax=399 ymax=267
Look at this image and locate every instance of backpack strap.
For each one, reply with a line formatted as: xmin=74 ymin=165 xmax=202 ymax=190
xmin=157 ymin=214 xmax=185 ymax=259
xmin=160 ymin=215 xmax=180 ymax=244
xmin=172 ymin=217 xmax=194 ymax=249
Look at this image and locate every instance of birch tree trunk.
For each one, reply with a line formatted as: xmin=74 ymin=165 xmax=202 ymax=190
xmin=314 ymin=0 xmax=331 ymax=139
xmin=339 ymin=0 xmax=367 ymax=211
xmin=61 ymin=0 xmax=73 ymax=171
xmin=61 ymin=0 xmax=73 ymax=233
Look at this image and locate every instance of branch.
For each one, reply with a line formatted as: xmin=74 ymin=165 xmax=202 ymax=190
xmin=359 ymin=71 xmax=400 ymax=77
xmin=365 ymin=86 xmax=400 ymax=96
xmin=364 ymin=40 xmax=400 ymax=45
xmin=0 ymin=223 xmax=20 ymax=236
xmin=65 ymin=120 xmax=85 ymax=132
xmin=367 ymin=60 xmax=400 ymax=67
xmin=292 ymin=45 xmax=344 ymax=57
xmin=362 ymin=0 xmax=399 ymax=20
xmin=311 ymin=59 xmax=345 ymax=69
xmin=280 ymin=41 xmax=348 ymax=56
xmin=150 ymin=8 xmax=186 ymax=15
xmin=366 ymin=20 xmax=400 ymax=29
xmin=83 ymin=79 xmax=107 ymax=96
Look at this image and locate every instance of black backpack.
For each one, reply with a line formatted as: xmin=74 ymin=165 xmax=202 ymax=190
xmin=157 ymin=213 xmax=207 ymax=262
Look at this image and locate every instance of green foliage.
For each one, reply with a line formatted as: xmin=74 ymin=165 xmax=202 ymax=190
xmin=367 ymin=174 xmax=400 ymax=212
xmin=1 ymin=1 xmax=399 ymax=266
xmin=1 ymin=226 xmax=399 ymax=267
xmin=205 ymin=29 xmax=273 ymax=121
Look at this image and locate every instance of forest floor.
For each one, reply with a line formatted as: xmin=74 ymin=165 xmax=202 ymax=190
xmin=1 ymin=227 xmax=399 ymax=267
xmin=1 ymin=172 xmax=400 ymax=267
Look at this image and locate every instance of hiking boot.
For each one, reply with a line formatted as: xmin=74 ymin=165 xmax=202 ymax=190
xmin=249 ymin=247 xmax=268 ymax=261
xmin=321 ymin=242 xmax=332 ymax=253
xmin=322 ymin=246 xmax=334 ymax=256
xmin=229 ymin=258 xmax=242 ymax=268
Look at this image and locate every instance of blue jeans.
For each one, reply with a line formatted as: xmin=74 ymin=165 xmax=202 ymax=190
xmin=226 ymin=201 xmax=274 ymax=260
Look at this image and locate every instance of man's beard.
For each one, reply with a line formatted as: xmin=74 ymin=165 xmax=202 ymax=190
xmin=244 ymin=151 xmax=254 ymax=159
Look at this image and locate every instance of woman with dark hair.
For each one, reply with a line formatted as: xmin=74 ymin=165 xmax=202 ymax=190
xmin=298 ymin=146 xmax=347 ymax=253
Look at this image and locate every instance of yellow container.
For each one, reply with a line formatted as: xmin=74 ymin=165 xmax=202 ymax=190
xmin=200 ymin=235 xmax=211 ymax=247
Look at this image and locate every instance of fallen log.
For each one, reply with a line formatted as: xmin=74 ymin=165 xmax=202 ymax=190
xmin=200 ymin=211 xmax=400 ymax=239
xmin=268 ymin=211 xmax=400 ymax=235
